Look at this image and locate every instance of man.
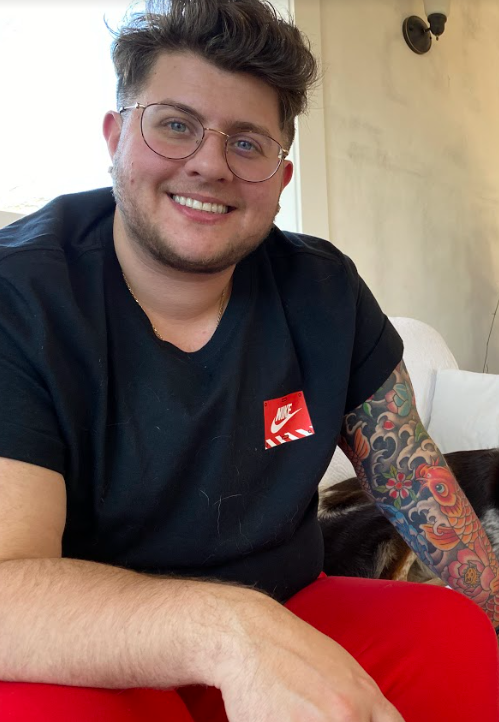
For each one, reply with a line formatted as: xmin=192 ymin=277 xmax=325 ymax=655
xmin=0 ymin=1 xmax=498 ymax=721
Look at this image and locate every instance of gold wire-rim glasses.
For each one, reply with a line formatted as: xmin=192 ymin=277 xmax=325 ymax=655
xmin=118 ymin=101 xmax=289 ymax=183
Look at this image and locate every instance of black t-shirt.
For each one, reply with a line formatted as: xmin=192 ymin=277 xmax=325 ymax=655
xmin=0 ymin=188 xmax=402 ymax=601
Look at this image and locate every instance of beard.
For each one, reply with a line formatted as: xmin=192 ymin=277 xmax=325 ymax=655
xmin=111 ymin=163 xmax=279 ymax=275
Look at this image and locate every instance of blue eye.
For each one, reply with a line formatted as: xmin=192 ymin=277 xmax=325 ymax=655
xmin=166 ymin=120 xmax=188 ymax=133
xmin=229 ymin=135 xmax=265 ymax=158
xmin=236 ymin=139 xmax=256 ymax=152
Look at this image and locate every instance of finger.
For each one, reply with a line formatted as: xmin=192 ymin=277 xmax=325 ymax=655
xmin=372 ymin=699 xmax=406 ymax=722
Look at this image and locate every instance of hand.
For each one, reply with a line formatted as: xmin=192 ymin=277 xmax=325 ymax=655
xmin=212 ymin=592 xmax=405 ymax=722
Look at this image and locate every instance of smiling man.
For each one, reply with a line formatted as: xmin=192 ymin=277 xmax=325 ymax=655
xmin=0 ymin=1 xmax=498 ymax=722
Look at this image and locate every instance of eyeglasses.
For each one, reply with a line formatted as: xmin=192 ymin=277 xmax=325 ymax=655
xmin=118 ymin=102 xmax=289 ymax=183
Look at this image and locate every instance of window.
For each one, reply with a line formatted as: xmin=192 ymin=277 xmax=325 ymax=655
xmin=0 ymin=0 xmax=299 ymax=231
xmin=0 ymin=4 xmax=131 ymax=216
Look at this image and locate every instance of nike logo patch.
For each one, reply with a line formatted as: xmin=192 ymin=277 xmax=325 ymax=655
xmin=270 ymin=408 xmax=302 ymax=434
xmin=263 ymin=391 xmax=315 ymax=450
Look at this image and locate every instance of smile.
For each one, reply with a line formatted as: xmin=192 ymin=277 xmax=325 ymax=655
xmin=171 ymin=195 xmax=229 ymax=215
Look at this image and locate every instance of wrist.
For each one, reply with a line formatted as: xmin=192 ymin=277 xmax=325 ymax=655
xmin=206 ymin=585 xmax=280 ymax=688
xmin=159 ymin=579 xmax=267 ymax=688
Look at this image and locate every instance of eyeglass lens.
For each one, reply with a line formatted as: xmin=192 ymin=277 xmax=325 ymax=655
xmin=140 ymin=104 xmax=283 ymax=182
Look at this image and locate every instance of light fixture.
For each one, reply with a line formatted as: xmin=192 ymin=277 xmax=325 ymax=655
xmin=403 ymin=0 xmax=450 ymax=55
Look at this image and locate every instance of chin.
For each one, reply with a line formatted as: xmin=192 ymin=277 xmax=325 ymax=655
xmin=157 ymin=254 xmax=238 ymax=275
xmin=143 ymin=229 xmax=269 ymax=275
xmin=152 ymin=243 xmax=258 ymax=274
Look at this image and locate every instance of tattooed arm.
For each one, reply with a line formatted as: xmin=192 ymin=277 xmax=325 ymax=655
xmin=339 ymin=360 xmax=499 ymax=627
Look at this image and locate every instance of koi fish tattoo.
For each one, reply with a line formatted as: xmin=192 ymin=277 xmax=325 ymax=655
xmin=339 ymin=360 xmax=499 ymax=627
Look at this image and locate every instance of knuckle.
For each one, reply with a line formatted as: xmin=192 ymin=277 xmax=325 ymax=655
xmin=321 ymin=691 xmax=359 ymax=721
xmin=357 ymin=673 xmax=382 ymax=698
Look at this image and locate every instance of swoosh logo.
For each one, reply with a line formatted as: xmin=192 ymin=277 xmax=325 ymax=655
xmin=270 ymin=408 xmax=302 ymax=434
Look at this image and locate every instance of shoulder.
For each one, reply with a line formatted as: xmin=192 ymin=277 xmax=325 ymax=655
xmin=0 ymin=188 xmax=115 ymax=328
xmin=268 ymin=226 xmax=343 ymax=258
xmin=263 ymin=226 xmax=361 ymax=291
xmin=0 ymin=187 xmax=115 ymax=266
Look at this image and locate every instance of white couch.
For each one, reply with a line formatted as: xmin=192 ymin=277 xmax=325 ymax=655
xmin=321 ymin=317 xmax=499 ymax=488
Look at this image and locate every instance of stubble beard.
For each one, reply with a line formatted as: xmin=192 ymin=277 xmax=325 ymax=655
xmin=112 ymin=165 xmax=278 ymax=275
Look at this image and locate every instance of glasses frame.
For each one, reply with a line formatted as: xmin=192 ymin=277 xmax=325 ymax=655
xmin=118 ymin=101 xmax=289 ymax=183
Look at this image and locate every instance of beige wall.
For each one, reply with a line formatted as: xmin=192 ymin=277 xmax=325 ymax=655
xmin=295 ymin=0 xmax=499 ymax=373
xmin=0 ymin=211 xmax=23 ymax=229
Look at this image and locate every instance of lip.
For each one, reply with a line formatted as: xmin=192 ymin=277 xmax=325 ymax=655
xmin=168 ymin=192 xmax=236 ymax=208
xmin=167 ymin=193 xmax=234 ymax=223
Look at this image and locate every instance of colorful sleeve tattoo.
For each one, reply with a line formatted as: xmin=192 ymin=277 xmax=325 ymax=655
xmin=339 ymin=360 xmax=499 ymax=627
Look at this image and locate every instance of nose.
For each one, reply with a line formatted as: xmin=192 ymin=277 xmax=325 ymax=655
xmin=183 ymin=128 xmax=234 ymax=183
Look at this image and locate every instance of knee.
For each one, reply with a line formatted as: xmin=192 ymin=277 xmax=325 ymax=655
xmin=380 ymin=584 xmax=499 ymax=722
xmin=404 ymin=582 xmax=497 ymax=656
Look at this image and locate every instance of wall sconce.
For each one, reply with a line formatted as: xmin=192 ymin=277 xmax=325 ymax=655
xmin=403 ymin=0 xmax=450 ymax=54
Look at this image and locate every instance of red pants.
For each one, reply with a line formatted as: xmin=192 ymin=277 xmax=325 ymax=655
xmin=2 ymin=577 xmax=498 ymax=721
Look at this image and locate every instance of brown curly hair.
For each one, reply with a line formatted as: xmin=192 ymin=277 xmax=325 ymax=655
xmin=111 ymin=0 xmax=319 ymax=146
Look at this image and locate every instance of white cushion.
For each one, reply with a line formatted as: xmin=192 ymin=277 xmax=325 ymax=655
xmin=389 ymin=317 xmax=458 ymax=428
xmin=427 ymin=369 xmax=499 ymax=453
xmin=319 ymin=446 xmax=355 ymax=489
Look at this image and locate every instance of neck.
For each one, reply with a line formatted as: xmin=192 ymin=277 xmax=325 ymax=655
xmin=113 ymin=214 xmax=234 ymax=326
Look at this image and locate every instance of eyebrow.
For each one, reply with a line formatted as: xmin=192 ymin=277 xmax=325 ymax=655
xmin=154 ymin=98 xmax=276 ymax=139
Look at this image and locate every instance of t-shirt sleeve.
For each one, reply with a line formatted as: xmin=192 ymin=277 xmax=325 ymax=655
xmin=0 ymin=278 xmax=66 ymax=474
xmin=342 ymin=255 xmax=404 ymax=413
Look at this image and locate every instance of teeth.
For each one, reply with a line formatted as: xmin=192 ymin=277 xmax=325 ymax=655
xmin=172 ymin=195 xmax=228 ymax=215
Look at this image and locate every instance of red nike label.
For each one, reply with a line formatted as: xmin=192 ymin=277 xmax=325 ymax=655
xmin=263 ymin=391 xmax=314 ymax=450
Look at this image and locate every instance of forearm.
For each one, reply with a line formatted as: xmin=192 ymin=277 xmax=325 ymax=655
xmin=401 ymin=489 xmax=499 ymax=621
xmin=355 ymin=450 xmax=499 ymax=622
xmin=0 ymin=557 xmax=261 ymax=689
xmin=340 ymin=361 xmax=499 ymax=627
xmin=373 ymin=472 xmax=499 ymax=627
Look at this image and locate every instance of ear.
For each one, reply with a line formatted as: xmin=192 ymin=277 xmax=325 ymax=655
xmin=103 ymin=111 xmax=123 ymax=159
xmin=280 ymin=159 xmax=294 ymax=191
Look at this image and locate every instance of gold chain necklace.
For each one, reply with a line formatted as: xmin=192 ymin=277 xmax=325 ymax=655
xmin=122 ymin=272 xmax=227 ymax=341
